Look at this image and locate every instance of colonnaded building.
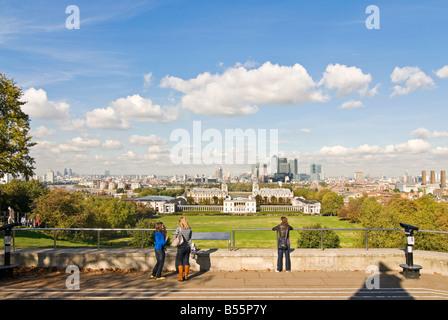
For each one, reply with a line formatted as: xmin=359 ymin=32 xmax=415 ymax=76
xmin=125 ymin=182 xmax=321 ymax=215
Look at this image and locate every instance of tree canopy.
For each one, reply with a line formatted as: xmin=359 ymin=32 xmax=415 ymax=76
xmin=0 ymin=72 xmax=36 ymax=179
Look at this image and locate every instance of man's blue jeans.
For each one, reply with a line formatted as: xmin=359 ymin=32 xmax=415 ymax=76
xmin=277 ymin=248 xmax=291 ymax=271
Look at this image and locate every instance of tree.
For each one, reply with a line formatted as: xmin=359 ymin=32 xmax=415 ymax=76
xmin=321 ymin=192 xmax=344 ymax=216
xmin=0 ymin=179 xmax=48 ymax=214
xmin=0 ymin=73 xmax=36 ymax=179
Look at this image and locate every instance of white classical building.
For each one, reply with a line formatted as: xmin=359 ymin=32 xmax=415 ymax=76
xmin=252 ymin=181 xmax=293 ymax=203
xmin=187 ymin=183 xmax=228 ymax=203
xmin=124 ymin=196 xmax=187 ymax=214
xmin=291 ymin=197 xmax=321 ymax=215
xmin=223 ymin=197 xmax=257 ymax=215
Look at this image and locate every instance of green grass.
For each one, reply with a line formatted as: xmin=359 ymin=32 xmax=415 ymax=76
xmin=1 ymin=215 xmax=363 ymax=250
xmin=156 ymin=215 xmax=363 ymax=249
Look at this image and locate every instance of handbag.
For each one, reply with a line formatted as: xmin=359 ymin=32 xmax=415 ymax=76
xmin=171 ymin=228 xmax=184 ymax=247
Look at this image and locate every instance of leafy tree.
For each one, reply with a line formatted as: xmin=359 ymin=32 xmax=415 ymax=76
xmin=0 ymin=179 xmax=48 ymax=214
xmin=32 ymin=189 xmax=93 ymax=228
xmin=0 ymin=73 xmax=36 ymax=179
xmin=321 ymin=192 xmax=344 ymax=216
xmin=296 ymin=223 xmax=340 ymax=248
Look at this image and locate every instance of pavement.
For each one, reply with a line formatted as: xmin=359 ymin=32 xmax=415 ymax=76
xmin=1 ymin=267 xmax=448 ymax=300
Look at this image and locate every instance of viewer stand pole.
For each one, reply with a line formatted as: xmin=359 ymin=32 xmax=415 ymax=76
xmin=0 ymin=222 xmax=21 ymax=279
xmin=399 ymin=223 xmax=422 ymax=280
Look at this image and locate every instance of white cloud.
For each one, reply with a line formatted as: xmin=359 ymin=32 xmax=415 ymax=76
xmin=338 ymin=100 xmax=364 ymax=110
xmin=58 ymin=137 xmax=101 ymax=152
xmin=435 ymin=65 xmax=448 ymax=79
xmin=412 ymin=127 xmax=448 ymax=139
xmin=85 ymin=107 xmax=130 ymax=130
xmin=300 ymin=128 xmax=311 ymax=133
xmin=31 ymin=126 xmax=56 ymax=139
xmin=390 ymin=66 xmax=435 ymax=97
xmin=316 ymin=139 xmax=431 ymax=157
xmin=318 ymin=63 xmax=378 ymax=98
xmin=129 ymin=134 xmax=166 ymax=146
xmin=101 ymin=139 xmax=123 ymax=150
xmin=110 ymin=94 xmax=178 ymax=123
xmin=160 ymin=61 xmax=329 ymax=116
xmin=143 ymin=72 xmax=152 ymax=88
xmin=21 ymin=88 xmax=70 ymax=119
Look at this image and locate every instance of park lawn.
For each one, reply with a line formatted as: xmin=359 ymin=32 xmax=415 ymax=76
xmin=155 ymin=215 xmax=363 ymax=249
xmin=1 ymin=215 xmax=363 ymax=250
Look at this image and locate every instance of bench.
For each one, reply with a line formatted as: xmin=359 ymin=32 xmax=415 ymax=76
xmin=191 ymin=232 xmax=231 ymax=250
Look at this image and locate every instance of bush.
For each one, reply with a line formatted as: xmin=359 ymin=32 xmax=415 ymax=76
xmin=296 ymin=223 xmax=340 ymax=249
xmin=130 ymin=218 xmax=172 ymax=248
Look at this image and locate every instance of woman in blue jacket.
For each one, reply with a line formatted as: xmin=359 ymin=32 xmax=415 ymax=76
xmin=151 ymin=222 xmax=169 ymax=280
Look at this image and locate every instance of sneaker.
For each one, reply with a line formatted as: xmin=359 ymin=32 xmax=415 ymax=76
xmin=156 ymin=277 xmax=166 ymax=280
xmin=275 ymin=270 xmax=281 ymax=273
xmin=150 ymin=275 xmax=156 ymax=279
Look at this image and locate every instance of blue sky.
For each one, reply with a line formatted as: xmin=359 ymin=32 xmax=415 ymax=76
xmin=1 ymin=0 xmax=448 ymax=178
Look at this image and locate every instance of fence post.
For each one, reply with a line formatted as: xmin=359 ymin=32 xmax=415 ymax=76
xmin=97 ymin=230 xmax=100 ymax=249
xmin=321 ymin=230 xmax=324 ymax=250
xmin=54 ymin=229 xmax=57 ymax=249
xmin=141 ymin=231 xmax=143 ymax=250
xmin=232 ymin=230 xmax=235 ymax=250
xmin=365 ymin=229 xmax=368 ymax=251
xmin=12 ymin=230 xmax=15 ymax=252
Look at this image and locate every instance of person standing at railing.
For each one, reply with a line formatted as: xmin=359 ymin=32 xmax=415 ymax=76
xmin=173 ymin=217 xmax=192 ymax=281
xmin=272 ymin=217 xmax=293 ymax=272
xmin=151 ymin=222 xmax=169 ymax=280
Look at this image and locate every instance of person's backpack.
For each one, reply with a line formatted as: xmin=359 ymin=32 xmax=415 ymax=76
xmin=277 ymin=228 xmax=289 ymax=250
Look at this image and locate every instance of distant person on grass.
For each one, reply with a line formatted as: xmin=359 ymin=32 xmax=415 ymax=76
xmin=272 ymin=216 xmax=293 ymax=272
xmin=151 ymin=222 xmax=169 ymax=280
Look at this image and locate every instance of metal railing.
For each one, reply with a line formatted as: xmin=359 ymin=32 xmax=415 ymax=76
xmin=9 ymin=227 xmax=176 ymax=251
xmin=231 ymin=228 xmax=448 ymax=250
xmin=6 ymin=227 xmax=448 ymax=252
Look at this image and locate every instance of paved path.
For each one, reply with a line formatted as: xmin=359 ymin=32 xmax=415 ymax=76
xmin=1 ymin=267 xmax=448 ymax=300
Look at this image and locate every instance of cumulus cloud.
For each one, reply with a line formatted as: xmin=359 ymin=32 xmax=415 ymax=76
xmin=101 ymin=139 xmax=123 ymax=150
xmin=316 ymin=139 xmax=431 ymax=157
xmin=390 ymin=66 xmax=435 ymax=97
xmin=435 ymin=65 xmax=448 ymax=79
xmin=31 ymin=126 xmax=56 ymax=139
xmin=318 ymin=63 xmax=379 ymax=98
xmin=21 ymin=88 xmax=70 ymax=119
xmin=85 ymin=107 xmax=130 ymax=130
xmin=58 ymin=137 xmax=101 ymax=152
xmin=129 ymin=134 xmax=166 ymax=146
xmin=412 ymin=127 xmax=448 ymax=139
xmin=160 ymin=61 xmax=329 ymax=116
xmin=338 ymin=100 xmax=364 ymax=110
xmin=110 ymin=94 xmax=178 ymax=123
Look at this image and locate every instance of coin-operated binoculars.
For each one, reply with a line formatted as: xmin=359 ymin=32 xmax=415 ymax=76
xmin=0 ymin=222 xmax=21 ymax=279
xmin=399 ymin=223 xmax=422 ymax=280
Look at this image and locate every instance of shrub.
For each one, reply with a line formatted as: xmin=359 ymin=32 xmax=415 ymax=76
xmin=296 ymin=223 xmax=340 ymax=249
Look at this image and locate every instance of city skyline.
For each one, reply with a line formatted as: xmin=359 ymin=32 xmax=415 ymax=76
xmin=1 ymin=1 xmax=448 ymax=178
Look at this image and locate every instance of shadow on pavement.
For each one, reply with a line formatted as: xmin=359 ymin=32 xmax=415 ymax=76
xmin=350 ymin=262 xmax=413 ymax=300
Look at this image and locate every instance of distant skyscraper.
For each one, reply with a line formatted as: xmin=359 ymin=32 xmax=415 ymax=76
xmin=288 ymin=159 xmax=298 ymax=175
xmin=355 ymin=172 xmax=363 ymax=182
xmin=278 ymin=157 xmax=289 ymax=174
xmin=310 ymin=164 xmax=322 ymax=181
xmin=270 ymin=155 xmax=278 ymax=174
xmin=64 ymin=168 xmax=68 ymax=176
xmin=47 ymin=170 xmax=54 ymax=183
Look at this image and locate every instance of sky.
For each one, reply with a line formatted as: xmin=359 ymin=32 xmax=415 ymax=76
xmin=1 ymin=0 xmax=448 ymax=178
